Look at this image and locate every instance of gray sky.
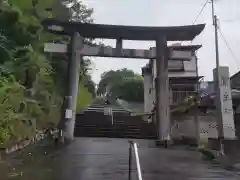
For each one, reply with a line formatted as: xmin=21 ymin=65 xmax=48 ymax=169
xmin=82 ymin=0 xmax=240 ymax=83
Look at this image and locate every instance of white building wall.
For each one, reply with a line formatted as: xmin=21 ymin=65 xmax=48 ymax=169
xmin=184 ymin=55 xmax=198 ymax=72
xmin=147 ymin=50 xmax=198 ymax=107
xmin=168 ymin=71 xmax=197 ymax=78
xmin=152 ymin=52 xmax=198 ymax=79
xmin=143 ymin=49 xmax=199 ymax=120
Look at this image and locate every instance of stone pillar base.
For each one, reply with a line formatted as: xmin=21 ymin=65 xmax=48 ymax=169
xmin=155 ymin=140 xmax=171 ymax=148
xmin=172 ymin=137 xmax=198 ymax=147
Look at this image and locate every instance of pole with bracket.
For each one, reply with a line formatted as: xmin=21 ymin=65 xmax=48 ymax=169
xmin=211 ymin=0 xmax=225 ymax=156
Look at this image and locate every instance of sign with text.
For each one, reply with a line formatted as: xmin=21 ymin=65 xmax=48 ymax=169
xmin=104 ymin=107 xmax=113 ymax=116
xmin=213 ymin=67 xmax=236 ymax=139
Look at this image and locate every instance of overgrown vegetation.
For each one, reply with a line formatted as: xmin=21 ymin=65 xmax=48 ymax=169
xmin=0 ymin=0 xmax=95 ymax=147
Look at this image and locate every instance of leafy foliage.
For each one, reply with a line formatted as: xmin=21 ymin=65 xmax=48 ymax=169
xmin=172 ymin=96 xmax=199 ymax=114
xmin=63 ymin=0 xmax=94 ymax=23
xmin=116 ymin=78 xmax=144 ymax=102
xmin=0 ymin=0 xmax=95 ymax=147
xmin=97 ymin=68 xmax=135 ymax=95
xmin=76 ymin=85 xmax=92 ymax=112
xmin=97 ymin=69 xmax=144 ymax=102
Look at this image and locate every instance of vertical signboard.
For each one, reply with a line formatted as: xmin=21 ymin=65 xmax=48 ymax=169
xmin=104 ymin=107 xmax=113 ymax=125
xmin=213 ymin=67 xmax=235 ymax=139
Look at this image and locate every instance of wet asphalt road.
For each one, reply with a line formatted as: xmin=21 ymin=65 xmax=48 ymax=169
xmin=55 ymin=138 xmax=240 ymax=180
xmin=1 ymin=138 xmax=240 ymax=180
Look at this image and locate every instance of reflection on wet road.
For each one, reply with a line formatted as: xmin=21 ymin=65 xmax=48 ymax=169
xmin=1 ymin=138 xmax=239 ymax=180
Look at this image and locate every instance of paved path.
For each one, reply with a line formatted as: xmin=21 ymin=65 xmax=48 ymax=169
xmin=52 ymin=138 xmax=239 ymax=180
xmin=2 ymin=138 xmax=239 ymax=180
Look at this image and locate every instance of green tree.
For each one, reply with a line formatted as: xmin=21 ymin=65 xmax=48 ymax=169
xmin=116 ymin=78 xmax=144 ymax=102
xmin=76 ymin=85 xmax=92 ymax=112
xmin=97 ymin=69 xmax=144 ymax=102
xmin=64 ymin=0 xmax=93 ymax=23
xmin=97 ymin=68 xmax=135 ymax=95
xmin=0 ymin=0 xmax=95 ymax=147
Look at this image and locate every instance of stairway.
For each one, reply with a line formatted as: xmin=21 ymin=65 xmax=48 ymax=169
xmin=81 ymin=104 xmax=130 ymax=114
xmin=74 ymin=104 xmax=157 ymax=139
xmin=112 ymin=113 xmax=157 ymax=139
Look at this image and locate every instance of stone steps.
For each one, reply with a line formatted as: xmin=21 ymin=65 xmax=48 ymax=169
xmin=74 ymin=103 xmax=157 ymax=139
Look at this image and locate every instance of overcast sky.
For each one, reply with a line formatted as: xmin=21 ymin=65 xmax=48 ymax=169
xmin=82 ymin=0 xmax=240 ymax=83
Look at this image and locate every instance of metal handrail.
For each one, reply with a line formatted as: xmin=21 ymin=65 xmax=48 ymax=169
xmin=128 ymin=141 xmax=143 ymax=180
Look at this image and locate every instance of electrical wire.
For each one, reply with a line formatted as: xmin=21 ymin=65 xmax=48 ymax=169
xmin=183 ymin=0 xmax=209 ymax=45
xmin=218 ymin=27 xmax=240 ymax=67
xmin=192 ymin=0 xmax=210 ymax=25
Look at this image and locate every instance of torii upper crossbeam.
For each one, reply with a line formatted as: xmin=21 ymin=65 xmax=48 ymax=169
xmin=42 ymin=19 xmax=205 ymax=41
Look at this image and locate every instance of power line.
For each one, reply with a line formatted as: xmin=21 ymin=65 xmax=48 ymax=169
xmin=184 ymin=0 xmax=209 ymax=45
xmin=192 ymin=0 xmax=209 ymax=25
xmin=218 ymin=28 xmax=240 ymax=67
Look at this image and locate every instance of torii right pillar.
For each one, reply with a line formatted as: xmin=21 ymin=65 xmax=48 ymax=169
xmin=155 ymin=36 xmax=170 ymax=147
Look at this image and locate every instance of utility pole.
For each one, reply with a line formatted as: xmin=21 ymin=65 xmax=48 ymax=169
xmin=211 ymin=0 xmax=225 ymax=155
xmin=211 ymin=0 xmax=220 ymax=68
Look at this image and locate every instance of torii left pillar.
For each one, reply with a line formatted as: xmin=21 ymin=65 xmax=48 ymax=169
xmin=60 ymin=33 xmax=83 ymax=143
xmin=155 ymin=36 xmax=171 ymax=147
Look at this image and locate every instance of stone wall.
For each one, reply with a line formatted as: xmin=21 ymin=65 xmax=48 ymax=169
xmin=171 ymin=114 xmax=218 ymax=140
xmin=0 ymin=129 xmax=57 ymax=155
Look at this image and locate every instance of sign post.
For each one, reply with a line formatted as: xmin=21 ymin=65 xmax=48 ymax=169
xmin=104 ymin=107 xmax=113 ymax=125
xmin=213 ymin=67 xmax=235 ymax=144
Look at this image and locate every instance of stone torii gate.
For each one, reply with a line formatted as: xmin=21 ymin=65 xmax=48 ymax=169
xmin=42 ymin=19 xmax=205 ymax=144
